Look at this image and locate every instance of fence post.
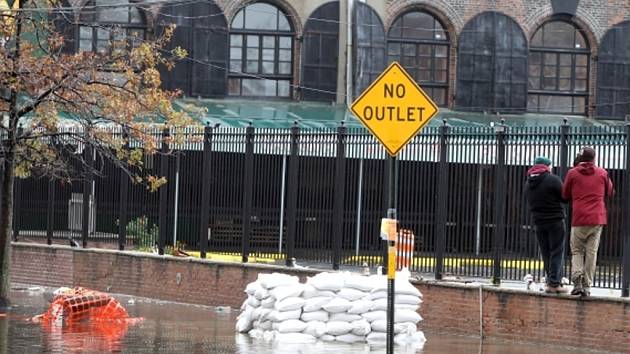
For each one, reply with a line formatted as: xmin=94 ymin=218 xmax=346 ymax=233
xmin=118 ymin=135 xmax=129 ymax=251
xmin=242 ymin=124 xmax=255 ymax=263
xmin=332 ymin=123 xmax=347 ymax=270
xmin=82 ymin=143 xmax=92 ymax=248
xmin=559 ymin=118 xmax=570 ymax=179
xmin=158 ymin=128 xmax=169 ymax=255
xmin=46 ymin=178 xmax=55 ymax=245
xmin=559 ymin=119 xmax=571 ymax=278
xmin=199 ymin=125 xmax=213 ymax=259
xmin=492 ymin=120 xmax=507 ymax=285
xmin=12 ymin=177 xmax=20 ymax=242
xmin=435 ymin=121 xmax=449 ymax=280
xmin=622 ymin=123 xmax=630 ymax=297
xmin=285 ymin=122 xmax=300 ymax=266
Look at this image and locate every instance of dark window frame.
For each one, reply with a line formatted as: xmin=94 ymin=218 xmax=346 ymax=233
xmin=528 ymin=20 xmax=590 ymax=115
xmin=596 ymin=21 xmax=630 ymax=119
xmin=387 ymin=10 xmax=450 ymax=106
xmin=76 ymin=0 xmax=147 ymax=55
xmin=228 ymin=2 xmax=294 ymax=98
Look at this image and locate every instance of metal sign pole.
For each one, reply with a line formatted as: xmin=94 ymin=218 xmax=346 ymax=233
xmin=386 ymin=155 xmax=396 ymax=354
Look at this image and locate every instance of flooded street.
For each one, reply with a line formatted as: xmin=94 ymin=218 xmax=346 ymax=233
xmin=1 ymin=287 xmax=607 ymax=353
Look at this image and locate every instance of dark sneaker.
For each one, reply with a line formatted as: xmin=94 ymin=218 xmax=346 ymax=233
xmin=582 ymin=288 xmax=591 ymax=297
xmin=570 ymin=284 xmax=583 ymax=296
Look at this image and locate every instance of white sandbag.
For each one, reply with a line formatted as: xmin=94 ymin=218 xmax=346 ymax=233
xmin=394 ymin=331 xmax=426 ymax=345
xmin=394 ymin=280 xmax=422 ymax=297
xmin=236 ymin=316 xmax=252 ymax=333
xmin=277 ymin=319 xmax=307 ymax=333
xmin=261 ymin=297 xmax=276 ymax=308
xmin=268 ymin=309 xmax=302 ymax=322
xmin=262 ymin=330 xmax=276 ymax=342
xmin=269 ymin=284 xmax=304 ymax=302
xmin=258 ymin=273 xmax=299 ymax=289
xmin=337 ymin=288 xmax=367 ymax=301
xmin=326 ymin=321 xmax=353 ymax=336
xmin=254 ymin=287 xmax=270 ymax=300
xmin=348 ymin=300 xmax=374 ymax=314
xmin=303 ymin=297 xmax=331 ymax=312
xmin=395 ymin=309 xmax=422 ymax=324
xmin=245 ymin=281 xmax=261 ymax=296
xmin=251 ymin=307 xmax=262 ymax=321
xmin=237 ymin=305 xmax=254 ymax=321
xmin=336 ymin=333 xmax=366 ymax=343
xmin=395 ymin=294 xmax=422 ymax=305
xmin=248 ymin=328 xmax=264 ymax=338
xmin=370 ymin=298 xmax=388 ymax=311
xmin=367 ymin=291 xmax=387 ymax=300
xmin=350 ymin=319 xmax=372 ymax=336
xmin=322 ymin=298 xmax=352 ymax=313
xmin=302 ymin=284 xmax=336 ymax=299
xmin=247 ymin=297 xmax=260 ymax=307
xmin=274 ymin=332 xmax=316 ymax=344
xmin=301 ymin=310 xmax=329 ymax=322
xmin=329 ymin=312 xmax=362 ymax=322
xmin=396 ymin=304 xmax=420 ymax=312
xmin=320 ymin=334 xmax=336 ymax=342
xmin=366 ymin=332 xmax=387 ymax=344
xmin=361 ymin=310 xmax=387 ymax=323
xmin=303 ymin=320 xmax=327 ymax=338
xmin=370 ymin=320 xmax=408 ymax=334
xmin=275 ymin=297 xmax=305 ymax=312
xmin=307 ymin=272 xmax=345 ymax=291
xmin=258 ymin=320 xmax=273 ymax=330
xmin=344 ymin=274 xmax=376 ymax=291
xmin=258 ymin=308 xmax=273 ymax=321
xmin=397 ymin=322 xmax=418 ymax=335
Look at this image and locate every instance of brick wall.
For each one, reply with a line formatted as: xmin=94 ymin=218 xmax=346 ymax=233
xmin=11 ymin=243 xmax=630 ymax=352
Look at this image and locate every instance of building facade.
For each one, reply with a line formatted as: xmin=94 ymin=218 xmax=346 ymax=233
xmin=54 ymin=0 xmax=630 ymax=120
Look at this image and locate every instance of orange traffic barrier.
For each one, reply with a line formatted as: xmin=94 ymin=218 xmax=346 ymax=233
xmin=396 ymin=229 xmax=415 ymax=270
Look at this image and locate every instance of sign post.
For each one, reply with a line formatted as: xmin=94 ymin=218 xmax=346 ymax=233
xmin=351 ymin=61 xmax=439 ymax=354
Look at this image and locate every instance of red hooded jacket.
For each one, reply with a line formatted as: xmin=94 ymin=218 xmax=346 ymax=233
xmin=562 ymin=162 xmax=614 ymax=226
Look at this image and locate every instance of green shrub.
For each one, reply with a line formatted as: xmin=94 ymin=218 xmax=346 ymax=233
xmin=126 ymin=216 xmax=159 ymax=250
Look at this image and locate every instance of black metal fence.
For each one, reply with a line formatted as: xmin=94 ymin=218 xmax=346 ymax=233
xmin=10 ymin=123 xmax=630 ymax=294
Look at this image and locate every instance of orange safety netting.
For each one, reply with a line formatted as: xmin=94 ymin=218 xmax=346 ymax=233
xmin=35 ymin=287 xmax=130 ymax=323
xmin=31 ymin=287 xmax=142 ymax=353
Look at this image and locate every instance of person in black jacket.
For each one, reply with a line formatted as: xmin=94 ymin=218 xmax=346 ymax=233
xmin=525 ymin=156 xmax=568 ymax=293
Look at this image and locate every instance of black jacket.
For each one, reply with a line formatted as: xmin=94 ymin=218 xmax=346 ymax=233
xmin=525 ymin=167 xmax=565 ymax=225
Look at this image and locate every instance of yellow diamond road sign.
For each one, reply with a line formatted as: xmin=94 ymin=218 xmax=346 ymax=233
xmin=351 ymin=62 xmax=439 ymax=156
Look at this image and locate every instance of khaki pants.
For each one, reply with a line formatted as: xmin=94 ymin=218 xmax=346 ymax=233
xmin=570 ymin=226 xmax=602 ymax=289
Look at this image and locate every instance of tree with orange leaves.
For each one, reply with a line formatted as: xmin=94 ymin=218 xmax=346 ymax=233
xmin=0 ymin=0 xmax=191 ymax=307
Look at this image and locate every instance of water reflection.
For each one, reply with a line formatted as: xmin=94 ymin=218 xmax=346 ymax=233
xmin=3 ymin=288 xmax=609 ymax=354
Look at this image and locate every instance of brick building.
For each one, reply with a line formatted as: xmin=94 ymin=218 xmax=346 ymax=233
xmin=53 ymin=0 xmax=630 ymax=120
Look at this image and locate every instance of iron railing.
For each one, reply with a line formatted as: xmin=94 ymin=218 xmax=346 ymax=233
xmin=8 ymin=122 xmax=630 ymax=294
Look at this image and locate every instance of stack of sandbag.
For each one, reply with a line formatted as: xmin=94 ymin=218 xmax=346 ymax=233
xmin=235 ymin=269 xmax=425 ymax=349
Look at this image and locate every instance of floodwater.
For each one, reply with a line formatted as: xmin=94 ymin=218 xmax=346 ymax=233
xmin=1 ymin=287 xmax=607 ymax=354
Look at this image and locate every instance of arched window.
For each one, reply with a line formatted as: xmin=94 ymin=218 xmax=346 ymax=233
xmin=157 ymin=0 xmax=228 ymax=98
xmin=597 ymin=21 xmax=630 ymax=119
xmin=353 ymin=2 xmax=386 ymax=98
xmin=388 ymin=11 xmax=449 ymax=106
xmin=302 ymin=1 xmax=339 ymax=102
xmin=456 ymin=12 xmax=528 ymax=112
xmin=78 ymin=0 xmax=146 ymax=54
xmin=229 ymin=2 xmax=294 ymax=98
xmin=528 ymin=21 xmax=589 ymax=114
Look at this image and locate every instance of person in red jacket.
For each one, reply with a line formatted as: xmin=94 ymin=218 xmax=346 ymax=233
xmin=562 ymin=147 xmax=614 ymax=296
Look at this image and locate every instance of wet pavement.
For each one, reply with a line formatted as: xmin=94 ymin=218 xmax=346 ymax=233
xmin=0 ymin=286 xmax=612 ymax=353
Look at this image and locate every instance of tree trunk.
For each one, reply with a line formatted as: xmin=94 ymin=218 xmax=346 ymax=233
xmin=0 ymin=153 xmax=14 ymax=309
